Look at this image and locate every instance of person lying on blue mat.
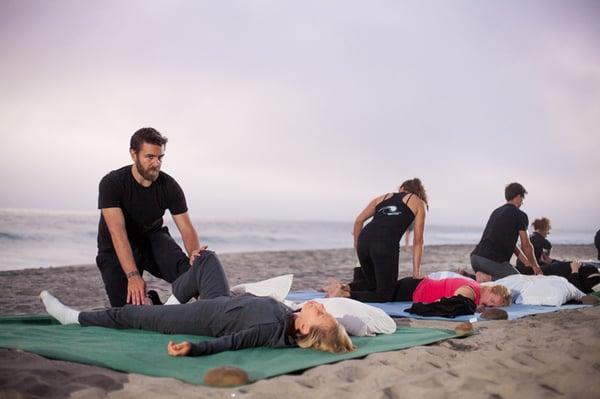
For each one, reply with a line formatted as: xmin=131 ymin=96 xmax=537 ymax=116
xmin=40 ymin=251 xmax=355 ymax=357
xmin=324 ymin=275 xmax=511 ymax=313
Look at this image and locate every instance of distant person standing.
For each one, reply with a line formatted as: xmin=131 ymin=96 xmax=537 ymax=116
xmin=595 ymin=229 xmax=600 ymax=260
xmin=470 ymin=182 xmax=542 ymax=281
xmin=97 ymin=127 xmax=205 ymax=307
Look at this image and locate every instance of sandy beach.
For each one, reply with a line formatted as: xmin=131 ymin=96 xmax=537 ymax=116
xmin=1 ymin=244 xmax=599 ymax=398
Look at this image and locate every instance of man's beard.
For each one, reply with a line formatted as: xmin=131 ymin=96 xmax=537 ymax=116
xmin=135 ymin=160 xmax=160 ymax=182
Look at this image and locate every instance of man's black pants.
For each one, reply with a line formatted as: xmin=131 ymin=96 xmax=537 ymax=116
xmin=96 ymin=227 xmax=189 ymax=307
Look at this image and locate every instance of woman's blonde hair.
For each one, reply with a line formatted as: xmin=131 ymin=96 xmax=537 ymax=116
xmin=489 ymin=284 xmax=512 ymax=306
xmin=296 ymin=323 xmax=355 ymax=353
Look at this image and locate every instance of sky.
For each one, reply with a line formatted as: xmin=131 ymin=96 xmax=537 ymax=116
xmin=1 ymin=0 xmax=599 ymax=230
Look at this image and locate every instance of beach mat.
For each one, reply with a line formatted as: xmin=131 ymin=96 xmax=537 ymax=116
xmin=287 ymin=291 xmax=589 ymax=322
xmin=0 ymin=315 xmax=459 ymax=385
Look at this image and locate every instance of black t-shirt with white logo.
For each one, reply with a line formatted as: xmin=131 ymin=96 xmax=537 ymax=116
xmin=471 ymin=203 xmax=529 ymax=263
xmin=97 ymin=165 xmax=188 ymax=250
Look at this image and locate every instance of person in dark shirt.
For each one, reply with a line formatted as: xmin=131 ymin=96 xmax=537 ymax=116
xmin=97 ymin=127 xmax=205 ymax=307
xmin=516 ymin=217 xmax=600 ymax=293
xmin=470 ymin=182 xmax=541 ymax=281
xmin=41 ymin=251 xmax=355 ymax=356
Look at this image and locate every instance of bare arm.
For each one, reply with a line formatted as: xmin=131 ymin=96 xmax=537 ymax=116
xmin=519 ymin=231 xmax=542 ymax=275
xmin=172 ymin=212 xmax=205 ymax=265
xmin=454 ymin=285 xmax=476 ymax=301
xmin=352 ymin=195 xmax=386 ymax=250
xmin=513 ymin=246 xmax=531 ymax=267
xmin=101 ymin=207 xmax=146 ymax=305
xmin=409 ymin=197 xmax=426 ymax=278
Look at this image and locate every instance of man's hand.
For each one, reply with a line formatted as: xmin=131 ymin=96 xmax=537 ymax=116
xmin=127 ymin=275 xmax=146 ymax=305
xmin=533 ymin=266 xmax=544 ymax=275
xmin=189 ymin=245 xmax=209 ymax=266
xmin=168 ymin=340 xmax=191 ymax=357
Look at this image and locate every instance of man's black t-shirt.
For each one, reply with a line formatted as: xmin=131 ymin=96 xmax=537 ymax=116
xmin=471 ymin=203 xmax=529 ymax=263
xmin=516 ymin=232 xmax=551 ymax=267
xmin=97 ymin=165 xmax=188 ymax=251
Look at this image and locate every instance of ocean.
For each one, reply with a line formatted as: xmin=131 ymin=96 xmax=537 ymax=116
xmin=0 ymin=209 xmax=596 ymax=271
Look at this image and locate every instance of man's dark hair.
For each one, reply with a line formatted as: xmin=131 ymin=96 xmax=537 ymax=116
xmin=504 ymin=182 xmax=527 ymax=201
xmin=130 ymin=127 xmax=168 ymax=153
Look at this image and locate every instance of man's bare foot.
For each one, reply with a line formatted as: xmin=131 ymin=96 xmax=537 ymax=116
xmin=475 ymin=271 xmax=492 ymax=283
xmin=570 ymin=260 xmax=582 ymax=274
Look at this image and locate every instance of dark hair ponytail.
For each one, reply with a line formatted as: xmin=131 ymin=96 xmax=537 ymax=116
xmin=399 ymin=178 xmax=428 ymax=208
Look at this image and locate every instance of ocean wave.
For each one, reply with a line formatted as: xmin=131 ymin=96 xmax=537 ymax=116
xmin=0 ymin=232 xmax=22 ymax=241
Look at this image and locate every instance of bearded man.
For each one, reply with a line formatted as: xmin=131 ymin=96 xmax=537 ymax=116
xmin=96 ymin=127 xmax=205 ymax=307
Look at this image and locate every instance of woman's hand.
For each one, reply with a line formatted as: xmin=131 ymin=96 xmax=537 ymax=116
xmin=189 ymin=245 xmax=209 ymax=266
xmin=167 ymin=340 xmax=191 ymax=357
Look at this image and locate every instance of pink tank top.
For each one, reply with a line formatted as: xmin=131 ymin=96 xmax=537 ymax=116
xmin=412 ymin=278 xmax=480 ymax=305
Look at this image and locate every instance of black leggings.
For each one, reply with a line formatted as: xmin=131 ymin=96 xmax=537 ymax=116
xmin=350 ymin=236 xmax=401 ymax=302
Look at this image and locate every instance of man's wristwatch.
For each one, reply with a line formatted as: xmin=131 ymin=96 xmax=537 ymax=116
xmin=126 ymin=270 xmax=140 ymax=279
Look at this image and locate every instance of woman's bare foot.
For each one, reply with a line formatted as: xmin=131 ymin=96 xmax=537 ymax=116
xmin=458 ymin=268 xmax=476 ymax=280
xmin=475 ymin=271 xmax=492 ymax=283
xmin=323 ymin=279 xmax=350 ymax=298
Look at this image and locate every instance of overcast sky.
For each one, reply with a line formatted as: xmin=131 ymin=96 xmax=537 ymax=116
xmin=1 ymin=0 xmax=599 ymax=230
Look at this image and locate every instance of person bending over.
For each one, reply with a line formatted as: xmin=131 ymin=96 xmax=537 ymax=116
xmin=470 ymin=182 xmax=542 ymax=281
xmin=326 ymin=276 xmax=511 ymax=312
xmin=349 ymin=178 xmax=428 ymax=303
xmin=515 ymin=217 xmax=600 ymax=293
xmin=41 ymin=251 xmax=355 ymax=356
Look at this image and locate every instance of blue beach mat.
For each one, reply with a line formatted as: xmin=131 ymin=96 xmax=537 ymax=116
xmin=287 ymin=291 xmax=589 ymax=322
xmin=0 ymin=315 xmax=461 ymax=385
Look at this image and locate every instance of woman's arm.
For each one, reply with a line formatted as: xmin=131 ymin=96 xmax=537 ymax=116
xmin=352 ymin=195 xmax=386 ymax=250
xmin=410 ymin=198 xmax=426 ymax=278
xmin=514 ymin=246 xmax=531 ymax=267
xmin=168 ymin=324 xmax=281 ymax=357
xmin=453 ymin=285 xmax=476 ymax=301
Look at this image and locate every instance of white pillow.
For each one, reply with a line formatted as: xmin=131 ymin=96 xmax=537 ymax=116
xmin=299 ymin=297 xmax=397 ymax=337
xmin=230 ymin=275 xmax=397 ymax=336
xmin=230 ymin=274 xmax=293 ymax=302
xmin=488 ymin=275 xmax=585 ymax=306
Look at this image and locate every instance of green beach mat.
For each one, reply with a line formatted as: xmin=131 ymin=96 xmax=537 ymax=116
xmin=0 ymin=315 xmax=461 ymax=385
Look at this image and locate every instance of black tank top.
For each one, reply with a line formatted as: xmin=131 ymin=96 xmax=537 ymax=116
xmin=363 ymin=192 xmax=416 ymax=241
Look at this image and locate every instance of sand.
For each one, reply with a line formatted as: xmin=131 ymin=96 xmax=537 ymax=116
xmin=1 ymin=244 xmax=599 ymax=398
